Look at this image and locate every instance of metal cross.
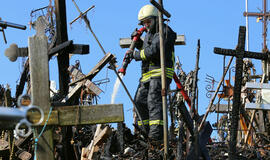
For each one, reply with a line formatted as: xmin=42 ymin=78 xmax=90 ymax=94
xmin=214 ymin=26 xmax=268 ymax=159
xmin=243 ymin=0 xmax=270 ymax=52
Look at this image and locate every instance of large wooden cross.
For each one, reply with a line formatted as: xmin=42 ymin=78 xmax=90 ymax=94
xmin=213 ymin=26 xmax=268 ymax=159
xmin=27 ymin=2 xmax=124 ymax=159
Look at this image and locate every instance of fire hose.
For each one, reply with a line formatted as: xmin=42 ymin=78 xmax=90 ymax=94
xmin=118 ymin=27 xmax=147 ymax=75
xmin=118 ymin=27 xmax=148 ymax=132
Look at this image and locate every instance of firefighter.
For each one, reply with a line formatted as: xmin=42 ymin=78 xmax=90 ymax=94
xmin=130 ymin=4 xmax=177 ymax=148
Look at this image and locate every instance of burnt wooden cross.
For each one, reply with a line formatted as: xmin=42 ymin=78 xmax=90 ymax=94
xmin=213 ymin=26 xmax=268 ymax=159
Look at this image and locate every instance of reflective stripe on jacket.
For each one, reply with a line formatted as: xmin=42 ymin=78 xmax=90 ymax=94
xmin=138 ymin=119 xmax=164 ymax=126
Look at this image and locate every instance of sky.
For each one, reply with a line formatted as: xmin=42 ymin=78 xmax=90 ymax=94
xmin=0 ymin=0 xmax=267 ymax=139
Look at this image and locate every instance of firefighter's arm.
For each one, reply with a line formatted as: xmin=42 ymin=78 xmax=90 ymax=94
xmin=137 ymin=34 xmax=160 ymax=61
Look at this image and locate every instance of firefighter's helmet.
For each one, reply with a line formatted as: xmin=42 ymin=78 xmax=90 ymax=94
xmin=138 ymin=5 xmax=158 ymax=21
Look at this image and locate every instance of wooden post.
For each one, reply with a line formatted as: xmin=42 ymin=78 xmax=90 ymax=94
xmin=28 ymin=17 xmax=54 ymax=160
xmin=55 ymin=0 xmax=70 ymax=96
xmin=55 ymin=1 xmax=77 ymax=159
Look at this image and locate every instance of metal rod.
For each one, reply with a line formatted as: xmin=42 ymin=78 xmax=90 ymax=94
xmin=263 ymin=0 xmax=267 ymax=51
xmin=198 ymin=56 xmax=234 ymax=131
xmin=245 ymin=0 xmax=249 ymax=51
xmin=157 ymin=0 xmax=169 ymax=158
xmin=0 ymin=20 xmax=26 ymax=30
xmin=70 ymin=5 xmax=95 ymax=25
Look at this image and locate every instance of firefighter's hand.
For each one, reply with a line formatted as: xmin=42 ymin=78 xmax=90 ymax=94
xmin=131 ymin=29 xmax=143 ymax=49
xmin=131 ymin=29 xmax=138 ymax=40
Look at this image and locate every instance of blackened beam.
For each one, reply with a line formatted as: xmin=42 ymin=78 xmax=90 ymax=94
xmin=48 ymin=40 xmax=89 ymax=58
xmin=213 ymin=26 xmax=269 ymax=160
xmin=69 ymin=53 xmax=115 ymax=86
xmin=187 ymin=122 xmax=212 ymax=160
xmin=15 ymin=59 xmax=29 ymax=99
xmin=214 ymin=48 xmax=269 ymax=60
xmin=177 ymin=101 xmax=212 ymax=159
xmin=55 ymin=0 xmax=70 ymax=97
xmin=177 ymin=101 xmax=194 ymax=135
xmin=150 ymin=0 xmax=171 ymax=18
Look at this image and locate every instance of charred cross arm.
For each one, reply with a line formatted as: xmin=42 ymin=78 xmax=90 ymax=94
xmin=214 ymin=48 xmax=269 ymax=60
xmin=48 ymin=40 xmax=89 ymax=58
xmin=150 ymin=0 xmax=171 ymax=18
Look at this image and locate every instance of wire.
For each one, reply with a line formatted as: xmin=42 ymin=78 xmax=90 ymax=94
xmin=33 ymin=106 xmax=53 ymax=160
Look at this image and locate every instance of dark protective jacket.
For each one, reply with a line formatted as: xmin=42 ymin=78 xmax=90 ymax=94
xmin=133 ymin=23 xmax=177 ymax=82
xmin=133 ymin=23 xmax=176 ymax=140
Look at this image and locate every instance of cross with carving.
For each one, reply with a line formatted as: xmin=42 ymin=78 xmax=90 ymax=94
xmin=214 ymin=26 xmax=268 ymax=159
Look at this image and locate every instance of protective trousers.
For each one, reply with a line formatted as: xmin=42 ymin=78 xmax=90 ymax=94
xmin=134 ymin=78 xmax=171 ymax=141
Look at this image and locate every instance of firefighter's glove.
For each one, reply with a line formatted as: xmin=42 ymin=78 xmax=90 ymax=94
xmin=131 ymin=29 xmax=138 ymax=39
xmin=131 ymin=29 xmax=143 ymax=49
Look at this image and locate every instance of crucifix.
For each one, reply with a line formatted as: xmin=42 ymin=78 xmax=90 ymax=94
xmin=213 ymin=26 xmax=268 ymax=159
xmin=243 ymin=0 xmax=270 ymax=52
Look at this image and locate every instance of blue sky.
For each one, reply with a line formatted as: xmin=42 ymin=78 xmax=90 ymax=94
xmin=0 ymin=1 xmax=267 ymax=138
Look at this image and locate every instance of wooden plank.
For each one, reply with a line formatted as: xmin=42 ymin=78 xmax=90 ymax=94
xmin=61 ymin=81 xmax=83 ymax=103
xmin=210 ymin=104 xmax=231 ymax=113
xmin=119 ymin=35 xmax=186 ymax=48
xmin=71 ymin=44 xmax=89 ymax=55
xmin=29 ymin=111 xmax=59 ymax=125
xmin=88 ymin=126 xmax=112 ymax=160
xmin=28 ymin=22 xmax=54 ymax=160
xmin=245 ymin=103 xmax=270 ymax=110
xmin=93 ymin=126 xmax=112 ymax=146
xmin=69 ymin=65 xmax=102 ymax=95
xmin=30 ymin=104 xmax=124 ymax=125
xmin=80 ymin=147 xmax=88 ymax=160
xmin=239 ymin=114 xmax=252 ymax=145
xmin=69 ymin=53 xmax=115 ymax=86
xmin=244 ymin=82 xmax=270 ymax=89
xmin=57 ymin=104 xmax=124 ymax=125
xmin=29 ymin=38 xmax=50 ymax=110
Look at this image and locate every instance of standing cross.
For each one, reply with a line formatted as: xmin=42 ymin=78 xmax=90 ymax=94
xmin=213 ymin=26 xmax=268 ymax=159
xmin=244 ymin=0 xmax=270 ymax=51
